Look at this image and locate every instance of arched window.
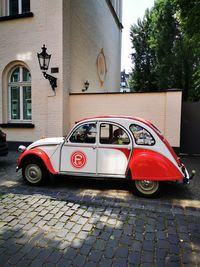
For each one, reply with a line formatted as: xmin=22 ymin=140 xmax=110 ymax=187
xmin=9 ymin=66 xmax=31 ymax=121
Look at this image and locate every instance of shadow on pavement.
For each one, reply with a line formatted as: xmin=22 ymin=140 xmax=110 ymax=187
xmin=1 ymin=194 xmax=199 ymax=266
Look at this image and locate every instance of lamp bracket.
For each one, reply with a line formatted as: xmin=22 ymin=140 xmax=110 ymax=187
xmin=43 ymin=72 xmax=57 ymax=91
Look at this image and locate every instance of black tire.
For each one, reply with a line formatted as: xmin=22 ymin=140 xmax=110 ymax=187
xmin=132 ymin=180 xmax=161 ymax=198
xmin=22 ymin=159 xmax=48 ymax=186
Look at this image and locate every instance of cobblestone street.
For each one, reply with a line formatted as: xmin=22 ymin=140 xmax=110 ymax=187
xmin=0 ymin=152 xmax=200 ymax=266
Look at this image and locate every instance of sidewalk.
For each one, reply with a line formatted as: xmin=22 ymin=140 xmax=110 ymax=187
xmin=0 ymin=152 xmax=200 ymax=266
xmin=0 ymin=192 xmax=200 ymax=267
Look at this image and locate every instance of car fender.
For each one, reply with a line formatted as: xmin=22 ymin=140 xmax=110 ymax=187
xmin=17 ymin=148 xmax=58 ymax=175
xmin=129 ymin=148 xmax=183 ymax=181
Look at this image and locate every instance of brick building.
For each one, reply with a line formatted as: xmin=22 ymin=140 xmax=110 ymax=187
xmin=0 ymin=0 xmax=122 ymax=144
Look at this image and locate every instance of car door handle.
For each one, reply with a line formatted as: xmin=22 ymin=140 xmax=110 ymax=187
xmin=92 ymin=146 xmax=96 ymax=149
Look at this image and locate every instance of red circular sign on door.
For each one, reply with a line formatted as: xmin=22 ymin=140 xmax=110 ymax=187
xmin=71 ymin=151 xmax=87 ymax=169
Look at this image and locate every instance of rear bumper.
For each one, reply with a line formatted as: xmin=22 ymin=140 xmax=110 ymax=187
xmin=183 ymin=166 xmax=195 ymax=184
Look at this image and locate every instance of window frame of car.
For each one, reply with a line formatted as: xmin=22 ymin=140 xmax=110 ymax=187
xmin=129 ymin=123 xmax=156 ymax=146
xmin=98 ymin=121 xmax=131 ymax=146
xmin=67 ymin=122 xmax=98 ymax=145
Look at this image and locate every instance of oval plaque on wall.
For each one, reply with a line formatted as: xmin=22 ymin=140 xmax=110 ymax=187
xmin=96 ymin=48 xmax=107 ymax=86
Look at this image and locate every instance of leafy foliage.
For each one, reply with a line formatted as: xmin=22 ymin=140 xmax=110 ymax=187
xmin=129 ymin=0 xmax=200 ymax=101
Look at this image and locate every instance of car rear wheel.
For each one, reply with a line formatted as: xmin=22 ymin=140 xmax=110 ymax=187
xmin=22 ymin=160 xmax=48 ymax=186
xmin=132 ymin=180 xmax=160 ymax=197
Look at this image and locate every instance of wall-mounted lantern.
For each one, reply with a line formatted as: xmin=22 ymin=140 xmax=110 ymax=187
xmin=82 ymin=80 xmax=90 ymax=92
xmin=37 ymin=45 xmax=57 ymax=92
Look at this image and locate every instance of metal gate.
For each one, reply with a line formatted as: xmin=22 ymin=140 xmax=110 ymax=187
xmin=180 ymin=102 xmax=200 ymax=155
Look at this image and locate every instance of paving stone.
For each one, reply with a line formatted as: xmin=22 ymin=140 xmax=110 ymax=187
xmin=141 ymin=251 xmax=154 ymax=263
xmin=76 ymin=230 xmax=88 ymax=240
xmin=1 ymin=155 xmax=200 ymax=267
xmin=71 ymin=224 xmax=82 ymax=234
xmin=130 ymin=240 xmax=142 ymax=251
xmin=57 ymin=257 xmax=72 ymax=267
xmin=155 ymin=248 xmax=168 ymax=260
xmin=54 ymin=222 xmax=65 ymax=229
xmin=55 ymin=211 xmax=65 ymax=219
xmin=37 ymin=249 xmax=53 ymax=260
xmin=31 ymin=216 xmax=42 ymax=223
xmin=71 ymin=238 xmax=83 ymax=249
xmin=77 ymin=217 xmax=88 ymax=225
xmin=29 ymin=259 xmax=44 ymax=267
xmin=73 ymin=254 xmax=86 ymax=267
xmin=99 ymin=258 xmax=112 ymax=267
xmin=3 ymin=216 xmax=15 ymax=223
xmin=59 ymin=215 xmax=69 ymax=222
xmin=39 ymin=209 xmax=49 ymax=216
xmin=156 ymin=239 xmax=169 ymax=249
xmin=76 ymin=208 xmax=85 ymax=215
xmin=115 ymin=246 xmax=129 ymax=258
xmin=46 ymin=250 xmax=63 ymax=264
xmin=43 ymin=213 xmax=54 ymax=221
xmin=84 ymin=261 xmax=98 ymax=267
xmin=65 ymin=232 xmax=76 ymax=242
xmin=65 ymin=209 xmax=75 ymax=216
xmin=83 ymin=211 xmax=92 ymax=218
xmin=88 ymin=249 xmax=103 ymax=262
xmin=15 ymin=258 xmax=32 ymax=267
xmin=94 ymin=239 xmax=107 ymax=250
xmin=65 ymin=221 xmax=75 ymax=230
xmin=25 ymin=246 xmax=41 ymax=260
xmin=82 ymin=223 xmax=93 ymax=232
xmin=143 ymin=240 xmax=154 ymax=251
xmin=112 ymin=257 xmax=127 ymax=267
xmin=46 ymin=218 xmax=58 ymax=226
xmin=128 ymin=251 xmax=141 ymax=264
xmin=63 ymin=247 xmax=77 ymax=260
xmin=80 ymin=244 xmax=92 ymax=256
xmin=7 ymin=251 xmax=24 ymax=265
xmin=57 ymin=229 xmax=69 ymax=238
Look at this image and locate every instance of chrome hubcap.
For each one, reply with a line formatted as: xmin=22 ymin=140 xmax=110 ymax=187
xmin=135 ymin=180 xmax=159 ymax=195
xmin=25 ymin=164 xmax=42 ymax=184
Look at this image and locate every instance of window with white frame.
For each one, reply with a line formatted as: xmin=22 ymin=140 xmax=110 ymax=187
xmin=7 ymin=0 xmax=30 ymax=16
xmin=9 ymin=66 xmax=32 ymax=122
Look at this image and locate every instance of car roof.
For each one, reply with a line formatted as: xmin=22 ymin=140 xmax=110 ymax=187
xmin=76 ymin=115 xmax=152 ymax=127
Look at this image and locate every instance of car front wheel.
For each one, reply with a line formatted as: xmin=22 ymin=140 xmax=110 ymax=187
xmin=22 ymin=160 xmax=48 ymax=186
xmin=132 ymin=180 xmax=161 ymax=197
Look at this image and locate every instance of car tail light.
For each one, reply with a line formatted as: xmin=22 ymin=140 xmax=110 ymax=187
xmin=177 ymin=157 xmax=182 ymax=167
xmin=181 ymin=164 xmax=186 ymax=175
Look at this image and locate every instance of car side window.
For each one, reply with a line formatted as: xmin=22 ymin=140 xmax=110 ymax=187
xmin=100 ymin=123 xmax=130 ymax=145
xmin=130 ymin=124 xmax=155 ymax=145
xmin=69 ymin=123 xmax=96 ymax=143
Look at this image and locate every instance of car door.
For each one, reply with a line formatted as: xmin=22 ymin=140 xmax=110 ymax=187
xmin=60 ymin=122 xmax=97 ymax=174
xmin=97 ymin=122 xmax=132 ymax=177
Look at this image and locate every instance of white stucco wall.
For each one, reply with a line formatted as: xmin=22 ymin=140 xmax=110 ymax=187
xmin=70 ymin=0 xmax=122 ymax=93
xmin=69 ymin=91 xmax=182 ymax=147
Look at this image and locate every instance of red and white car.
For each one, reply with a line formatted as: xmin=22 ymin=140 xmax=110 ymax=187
xmin=16 ymin=116 xmax=193 ymax=197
